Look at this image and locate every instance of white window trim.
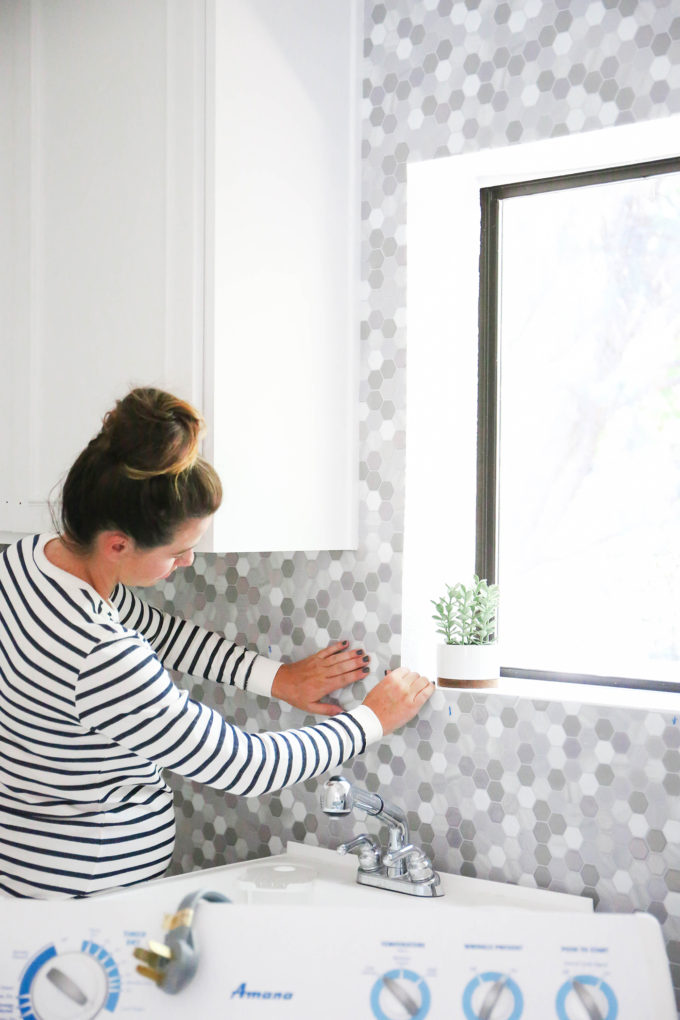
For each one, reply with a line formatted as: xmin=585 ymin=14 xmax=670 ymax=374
xmin=403 ymin=115 xmax=680 ymax=710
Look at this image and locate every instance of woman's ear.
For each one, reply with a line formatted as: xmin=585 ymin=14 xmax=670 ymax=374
xmin=98 ymin=530 xmax=133 ymax=562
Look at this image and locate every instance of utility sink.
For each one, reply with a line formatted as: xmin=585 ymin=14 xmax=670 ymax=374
xmin=99 ymin=840 xmax=593 ymax=914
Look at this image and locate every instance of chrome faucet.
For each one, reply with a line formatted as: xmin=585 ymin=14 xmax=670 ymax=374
xmin=320 ymin=776 xmax=443 ymax=897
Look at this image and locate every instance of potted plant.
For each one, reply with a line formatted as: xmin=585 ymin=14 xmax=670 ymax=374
xmin=431 ymin=576 xmax=500 ymax=688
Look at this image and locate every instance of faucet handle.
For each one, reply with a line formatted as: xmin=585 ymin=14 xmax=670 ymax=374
xmin=337 ymin=833 xmax=382 ymax=873
xmin=383 ymin=844 xmax=438 ymax=883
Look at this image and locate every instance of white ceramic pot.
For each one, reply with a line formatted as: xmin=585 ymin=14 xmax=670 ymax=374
xmin=436 ymin=643 xmax=500 ymax=689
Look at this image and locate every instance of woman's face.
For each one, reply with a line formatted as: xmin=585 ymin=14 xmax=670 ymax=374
xmin=121 ymin=517 xmax=212 ymax=587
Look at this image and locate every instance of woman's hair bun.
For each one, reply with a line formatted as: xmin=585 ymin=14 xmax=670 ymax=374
xmin=59 ymin=386 xmax=222 ymax=550
xmin=100 ymin=387 xmax=205 ymax=480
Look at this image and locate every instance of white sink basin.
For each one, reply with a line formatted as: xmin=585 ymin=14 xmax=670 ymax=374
xmin=100 ymin=840 xmax=593 ymax=914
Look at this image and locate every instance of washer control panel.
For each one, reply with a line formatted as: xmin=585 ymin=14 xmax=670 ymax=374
xmin=0 ymin=896 xmax=674 ymax=1018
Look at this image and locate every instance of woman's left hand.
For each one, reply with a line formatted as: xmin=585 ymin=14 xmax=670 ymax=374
xmin=270 ymin=641 xmax=371 ymax=715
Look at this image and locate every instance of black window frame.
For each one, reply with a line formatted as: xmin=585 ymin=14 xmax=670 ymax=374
xmin=476 ymin=156 xmax=680 ymax=694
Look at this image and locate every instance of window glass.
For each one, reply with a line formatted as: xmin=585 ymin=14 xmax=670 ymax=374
xmin=497 ymin=170 xmax=680 ymax=683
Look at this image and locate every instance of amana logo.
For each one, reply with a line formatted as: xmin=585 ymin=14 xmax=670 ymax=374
xmin=231 ymin=982 xmax=293 ymax=1001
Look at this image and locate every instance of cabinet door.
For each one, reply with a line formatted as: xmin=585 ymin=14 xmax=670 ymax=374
xmin=206 ymin=0 xmax=360 ymax=553
xmin=1 ymin=0 xmax=359 ymax=553
xmin=0 ymin=0 xmax=203 ymax=542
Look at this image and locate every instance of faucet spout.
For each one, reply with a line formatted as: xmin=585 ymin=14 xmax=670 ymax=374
xmin=320 ymin=776 xmax=410 ymax=873
xmin=319 ymin=776 xmax=444 ymax=898
xmin=321 ymin=775 xmax=383 ymax=816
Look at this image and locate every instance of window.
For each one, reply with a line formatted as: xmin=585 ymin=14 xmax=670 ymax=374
xmin=477 ymin=159 xmax=680 ymax=691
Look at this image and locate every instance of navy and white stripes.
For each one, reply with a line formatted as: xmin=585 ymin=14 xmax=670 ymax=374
xmin=0 ymin=534 xmax=381 ymax=898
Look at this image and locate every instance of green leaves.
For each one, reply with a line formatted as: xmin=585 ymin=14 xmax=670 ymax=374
xmin=431 ymin=575 xmax=499 ymax=645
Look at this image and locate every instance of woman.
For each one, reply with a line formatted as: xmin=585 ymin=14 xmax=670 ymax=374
xmin=0 ymin=388 xmax=432 ymax=898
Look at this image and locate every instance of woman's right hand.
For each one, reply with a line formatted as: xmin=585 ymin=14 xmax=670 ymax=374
xmin=362 ymin=666 xmax=434 ymax=735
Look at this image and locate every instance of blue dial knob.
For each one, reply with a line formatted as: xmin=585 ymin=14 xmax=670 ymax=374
xmin=370 ymin=968 xmax=431 ymax=1019
xmin=462 ymin=971 xmax=524 ymax=1020
xmin=556 ymin=975 xmax=617 ymax=1020
xmin=18 ymin=940 xmax=121 ymax=1020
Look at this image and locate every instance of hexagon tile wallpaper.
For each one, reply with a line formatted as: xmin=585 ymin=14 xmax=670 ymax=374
xmin=140 ymin=0 xmax=680 ymax=1007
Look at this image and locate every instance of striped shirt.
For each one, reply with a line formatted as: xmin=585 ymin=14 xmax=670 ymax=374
xmin=0 ymin=534 xmax=381 ymax=899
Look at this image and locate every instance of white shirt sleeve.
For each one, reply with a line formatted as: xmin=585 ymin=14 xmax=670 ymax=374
xmin=110 ymin=584 xmax=281 ymax=696
xmin=75 ymin=634 xmax=383 ymax=797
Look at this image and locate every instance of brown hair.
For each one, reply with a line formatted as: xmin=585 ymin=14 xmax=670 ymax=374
xmin=58 ymin=388 xmax=222 ymax=550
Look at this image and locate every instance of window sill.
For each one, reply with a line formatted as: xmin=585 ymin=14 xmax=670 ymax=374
xmin=438 ymin=675 xmax=679 ymax=713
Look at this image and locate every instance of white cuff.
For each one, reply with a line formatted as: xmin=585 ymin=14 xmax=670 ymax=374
xmin=346 ymin=704 xmax=384 ymax=743
xmin=246 ymin=654 xmax=282 ymax=697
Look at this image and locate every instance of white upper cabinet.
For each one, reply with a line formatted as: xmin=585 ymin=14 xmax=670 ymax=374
xmin=0 ymin=0 xmax=359 ymax=552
